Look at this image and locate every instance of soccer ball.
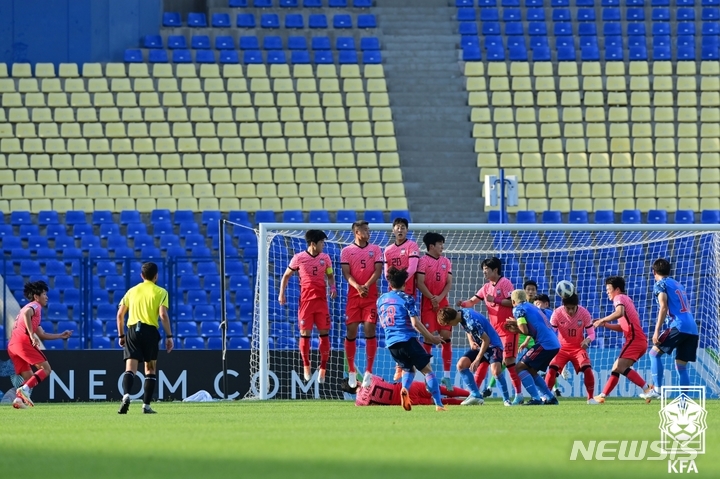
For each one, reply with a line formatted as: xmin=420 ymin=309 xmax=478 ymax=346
xmin=555 ymin=280 xmax=576 ymax=299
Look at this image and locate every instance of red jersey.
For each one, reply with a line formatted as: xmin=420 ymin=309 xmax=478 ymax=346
xmin=417 ymin=254 xmax=452 ymax=310
xmin=551 ymin=305 xmax=593 ymax=348
xmin=354 ymin=376 xmax=432 ymax=406
xmin=613 ymin=294 xmax=648 ymax=343
xmin=475 ymin=277 xmax=514 ymax=332
xmin=11 ymin=301 xmax=42 ymax=343
xmin=288 ymin=251 xmax=332 ymax=303
xmin=384 ymin=239 xmax=420 ymax=295
xmin=340 ymin=242 xmax=383 ymax=300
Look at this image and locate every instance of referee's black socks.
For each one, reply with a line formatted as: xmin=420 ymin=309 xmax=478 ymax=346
xmin=143 ymin=373 xmax=157 ymax=406
xmin=122 ymin=371 xmax=135 ymax=397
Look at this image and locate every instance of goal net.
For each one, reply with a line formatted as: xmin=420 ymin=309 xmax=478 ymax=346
xmin=241 ymin=223 xmax=720 ymax=400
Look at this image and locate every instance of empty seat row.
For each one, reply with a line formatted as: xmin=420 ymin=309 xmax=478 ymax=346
xmin=144 ymin=34 xmax=380 ymax=51
xmin=124 ymin=48 xmax=382 ymax=65
xmin=458 ymin=7 xmax=714 ymax=23
xmin=164 ymin=12 xmax=377 ymax=29
xmin=476 ymin=151 xmax=720 ymax=168
xmin=463 ymin=61 xmax=719 ymax=78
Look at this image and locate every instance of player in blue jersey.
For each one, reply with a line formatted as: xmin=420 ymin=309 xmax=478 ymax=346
xmin=504 ymin=290 xmax=561 ymax=405
xmin=437 ymin=307 xmax=511 ymax=406
xmin=376 ymin=267 xmax=444 ymax=411
xmin=646 ymin=259 xmax=700 ymax=397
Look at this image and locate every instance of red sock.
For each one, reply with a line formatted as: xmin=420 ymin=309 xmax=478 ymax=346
xmin=475 ymin=362 xmax=489 ymax=389
xmin=24 ymin=369 xmax=48 ymax=389
xmin=507 ymin=364 xmax=522 ymax=394
xmin=546 ymin=367 xmax=558 ymax=389
xmin=365 ymin=337 xmax=377 ymax=374
xmin=422 ymin=342 xmax=432 ymax=354
xmin=319 ymin=335 xmax=330 ymax=370
xmin=584 ymin=368 xmax=596 ymax=399
xmin=299 ymin=336 xmax=311 ymax=367
xmin=603 ymin=372 xmax=620 ymax=396
xmin=441 ymin=341 xmax=452 ymax=373
xmin=344 ymin=338 xmax=357 ymax=373
xmin=623 ymin=368 xmax=647 ymax=389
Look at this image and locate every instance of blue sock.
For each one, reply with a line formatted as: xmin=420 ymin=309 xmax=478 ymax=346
xmin=518 ymin=370 xmax=541 ymax=401
xmin=459 ymin=368 xmax=480 ymax=396
xmin=425 ymin=372 xmax=444 ymax=407
xmin=495 ymin=372 xmax=510 ymax=401
xmin=534 ymin=374 xmax=554 ymax=399
xmin=676 ymin=362 xmax=690 ymax=387
xmin=650 ymin=348 xmax=664 ymax=388
xmin=402 ymin=371 xmax=414 ymax=391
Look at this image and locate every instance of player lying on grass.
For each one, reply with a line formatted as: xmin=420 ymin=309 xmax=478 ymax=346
xmin=504 ymin=289 xmax=561 ymax=405
xmin=437 ymin=307 xmax=511 ymax=406
xmin=546 ymin=294 xmax=599 ymax=405
xmin=8 ymin=281 xmax=73 ymax=409
xmin=592 ymin=276 xmax=655 ymax=404
xmin=343 ymin=375 xmax=471 ymax=406
xmin=377 ymin=267 xmax=445 ymax=411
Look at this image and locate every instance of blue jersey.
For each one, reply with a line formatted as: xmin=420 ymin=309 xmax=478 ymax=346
xmin=377 ymin=290 xmax=420 ymax=347
xmin=513 ymin=302 xmax=561 ymax=350
xmin=653 ymin=277 xmax=698 ymax=335
xmin=542 ymin=308 xmax=553 ymax=326
xmin=459 ymin=308 xmax=503 ymax=349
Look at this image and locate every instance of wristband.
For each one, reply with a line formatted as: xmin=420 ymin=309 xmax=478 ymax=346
xmin=166 ymin=335 xmax=173 ymax=339
xmin=330 ymin=286 xmax=337 ymax=293
xmin=119 ymin=334 xmax=125 ymax=339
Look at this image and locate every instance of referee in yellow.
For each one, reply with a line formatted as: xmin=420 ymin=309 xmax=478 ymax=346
xmin=116 ymin=262 xmax=173 ymax=414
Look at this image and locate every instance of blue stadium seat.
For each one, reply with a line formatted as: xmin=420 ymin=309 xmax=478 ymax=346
xmin=288 ymin=36 xmax=307 ymax=50
xmin=91 ymin=336 xmax=112 ymax=349
xmin=168 ymin=36 xmax=187 ymax=50
xmin=334 ymin=14 xmax=352 ymax=28
xmin=240 ymin=36 xmax=259 ymax=50
xmin=66 ymin=338 xmax=82 ymax=350
xmin=43 ymin=340 xmax=64 ymax=351
xmin=621 ymin=210 xmax=642 ymax=224
xmin=303 ymin=0 xmax=322 ymax=5
xmin=120 ymin=210 xmax=140 ymax=225
xmin=528 ymin=22 xmax=547 ymax=36
xmin=652 ymin=8 xmax=670 ymax=20
xmin=506 ymin=23 xmax=523 ymax=36
xmin=178 ymin=323 xmax=199 ymax=338
xmin=124 ymin=49 xmax=143 ymax=63
xmin=674 ymin=210 xmax=696 ymax=224
xmin=704 ymin=8 xmax=720 ymax=20
xmin=702 ymin=46 xmax=720 ymax=60
xmin=578 ymin=23 xmax=596 ymax=36
xmin=602 ymin=8 xmax=621 ymax=21
xmin=212 ymin=13 xmax=231 ymax=28
xmin=486 ymin=47 xmax=505 ymax=61
xmin=364 ymin=210 xmax=384 ymax=223
xmin=463 ymin=48 xmax=481 ymax=61
xmin=237 ymin=14 xmax=256 ymax=28
xmin=143 ymin=35 xmax=163 ymax=50
xmin=647 ymin=210 xmax=668 ymax=224
xmin=95 ymin=260 xmax=116 ymax=276
xmin=264 ymin=36 xmax=283 ymax=50
xmin=558 ymin=47 xmax=576 ymax=60
xmin=191 ymin=35 xmax=211 ymax=50
xmin=261 ymin=13 xmax=280 ymax=28
xmin=605 ymin=47 xmax=624 ymax=60
xmin=358 ymin=14 xmax=377 ymax=28
xmin=163 ymin=12 xmax=182 ymax=27
xmin=594 ymin=210 xmax=614 ymax=224
xmin=280 ymin=0 xmax=298 ymax=7
xmin=282 ymin=210 xmax=304 ymax=223
xmin=187 ymin=13 xmax=207 ymax=27
xmin=330 ymin=0 xmax=348 ymax=6
xmin=336 ymin=210 xmax=357 ymax=223
xmin=229 ymin=337 xmax=251 ymax=349
xmin=627 ymin=23 xmax=646 ymax=35
xmin=80 ymin=236 xmax=100 ymax=250
xmin=541 ymin=211 xmax=562 ymax=223
xmin=36 ymin=210 xmax=58 ymax=225
xmin=581 ymin=46 xmax=600 ymax=60
xmin=267 ymin=51 xmax=286 ymax=64
xmin=10 ymin=211 xmax=31 ymax=225
xmin=552 ymin=9 xmax=570 ymax=21
xmin=339 ymin=50 xmax=358 ymax=64
xmin=301 ymin=208 xmax=324 ymax=222
xmin=488 ymin=211 xmax=509 ymax=223
xmin=516 ymin=211 xmax=537 ymax=223
xmin=19 ymin=224 xmax=39 ymax=237
xmin=196 ymin=50 xmax=216 ymax=63
xmin=254 ymin=0 xmax=272 ymax=6
xmin=503 ymin=8 xmax=522 ymax=21
xmin=243 ymin=50 xmax=263 ymax=64
xmin=201 ymin=322 xmax=222 ymax=337
xmin=172 ymin=50 xmax=192 ymax=63
xmin=526 ymin=8 xmax=545 ymax=20
xmin=184 ymin=338 xmax=205 ymax=350
xmin=678 ymin=46 xmax=696 ymax=60
xmin=567 ymin=210 xmax=588 ymax=224
xmin=701 ymin=210 xmax=720 ymax=224
xmin=678 ymin=8 xmax=696 ymax=20
xmin=336 ymin=36 xmax=355 ymax=50
xmin=309 ymin=14 xmax=328 ymax=28
xmin=678 ymin=34 xmax=695 ymax=45
xmin=207 ymin=338 xmax=224 ymax=350
xmin=354 ymin=0 xmax=372 ymax=6
xmin=458 ymin=8 xmax=476 ymax=21
xmin=459 ymin=23 xmax=478 ymax=36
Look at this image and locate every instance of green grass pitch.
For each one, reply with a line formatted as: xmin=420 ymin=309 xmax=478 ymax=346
xmin=1 ymin=399 xmax=718 ymax=479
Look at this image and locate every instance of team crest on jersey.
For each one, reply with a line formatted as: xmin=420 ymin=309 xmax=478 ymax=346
xmin=577 ymin=320 xmax=583 ymax=327
xmin=369 ymin=251 xmax=374 ymax=257
xmin=496 ymin=288 xmax=502 ymax=295
xmin=441 ymin=264 xmax=447 ymax=269
xmin=319 ymin=260 xmax=325 ymax=266
xmin=401 ymin=249 xmax=406 ymax=255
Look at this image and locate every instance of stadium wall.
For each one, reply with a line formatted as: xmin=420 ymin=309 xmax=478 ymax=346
xmin=0 ymin=0 xmax=162 ymax=65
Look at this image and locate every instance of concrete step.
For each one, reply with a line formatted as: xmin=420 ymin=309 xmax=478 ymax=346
xmin=389 ymin=92 xmax=468 ymax=106
xmin=396 ymin=136 xmax=475 ymax=152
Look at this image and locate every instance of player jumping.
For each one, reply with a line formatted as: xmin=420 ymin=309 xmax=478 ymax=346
xmin=279 ymin=229 xmax=337 ymax=383
xmin=593 ymin=276 xmax=655 ymax=403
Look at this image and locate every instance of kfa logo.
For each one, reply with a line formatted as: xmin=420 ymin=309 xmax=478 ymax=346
xmin=660 ymin=386 xmax=706 ymax=474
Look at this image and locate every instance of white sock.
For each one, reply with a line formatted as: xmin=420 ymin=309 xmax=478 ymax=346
xmin=443 ymin=371 xmax=450 ymax=378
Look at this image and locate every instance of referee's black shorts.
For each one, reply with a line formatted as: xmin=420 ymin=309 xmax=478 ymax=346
xmin=124 ymin=322 xmax=160 ymax=362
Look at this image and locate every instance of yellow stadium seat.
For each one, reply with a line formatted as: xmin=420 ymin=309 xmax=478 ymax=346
xmin=464 ymin=62 xmax=484 ymax=77
xmin=533 ymin=62 xmax=553 ymax=76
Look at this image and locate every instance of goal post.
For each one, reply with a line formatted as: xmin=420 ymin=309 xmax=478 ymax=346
xmin=242 ymin=222 xmax=720 ymax=400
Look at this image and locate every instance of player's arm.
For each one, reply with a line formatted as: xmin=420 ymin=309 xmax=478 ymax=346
xmin=410 ymin=314 xmax=442 ymax=345
xmin=278 ymin=267 xmax=296 ymax=305
xmin=325 ymin=267 xmax=337 ymax=299
xmin=365 ymin=260 xmax=383 ymax=290
xmin=437 ymin=272 xmax=452 ymax=301
xmin=593 ymin=305 xmax=624 ymax=330
xmin=117 ymin=304 xmax=129 ymax=347
xmin=406 ymin=253 xmax=419 ymax=279
xmin=467 ymin=332 xmax=479 ymax=349
xmin=341 ymin=263 xmax=366 ymax=296
xmin=653 ymin=291 xmax=669 ymax=344
xmin=416 ymin=271 xmax=433 ymax=300
xmin=457 ymin=293 xmax=482 ymax=308
xmin=36 ymin=325 xmax=72 ymax=341
xmin=506 ymin=316 xmax=528 ymax=335
xmin=159 ymin=304 xmax=173 ymax=353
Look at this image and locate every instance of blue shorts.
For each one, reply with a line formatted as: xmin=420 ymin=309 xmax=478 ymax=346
xmin=463 ymin=345 xmax=503 ymax=365
xmin=388 ymin=338 xmax=433 ymax=372
xmin=657 ymin=328 xmax=699 ymax=362
xmin=521 ymin=345 xmax=559 ymax=373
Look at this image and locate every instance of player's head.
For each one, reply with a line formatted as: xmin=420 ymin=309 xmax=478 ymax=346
xmin=387 ymin=266 xmax=408 ymax=290
xmin=482 ymin=257 xmax=502 ymax=281
xmin=423 ymin=232 xmax=445 ymax=256
xmin=534 ymin=293 xmax=550 ymax=309
xmin=340 ymin=377 xmax=358 ymax=394
xmin=510 ymin=289 xmax=527 ymax=306
xmin=562 ymin=293 xmax=579 ymax=315
xmin=604 ymin=276 xmax=626 ymax=299
xmin=523 ymin=280 xmax=538 ymax=301
xmin=305 ymin=229 xmax=328 ymax=253
xmin=141 ymin=262 xmax=159 ymax=283
xmin=24 ymin=280 xmax=49 ymax=305
xmin=392 ymin=218 xmax=409 ymax=242
xmin=437 ymin=307 xmax=462 ymax=327
xmin=351 ymin=220 xmax=370 ymax=243
xmin=652 ymin=258 xmax=671 ymax=279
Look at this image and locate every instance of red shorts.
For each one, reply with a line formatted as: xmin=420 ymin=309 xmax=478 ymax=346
xmin=298 ymin=298 xmax=331 ymax=331
xmin=346 ymin=296 xmax=377 ymax=324
xmin=619 ymin=338 xmax=648 ymax=362
xmin=549 ymin=347 xmax=591 ymax=373
xmin=422 ymin=309 xmax=452 ymax=333
xmin=501 ymin=332 xmax=519 ymax=359
xmin=7 ymin=337 xmax=47 ymax=374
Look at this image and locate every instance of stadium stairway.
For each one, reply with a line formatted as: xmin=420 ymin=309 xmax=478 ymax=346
xmin=376 ymin=0 xmax=486 ymax=222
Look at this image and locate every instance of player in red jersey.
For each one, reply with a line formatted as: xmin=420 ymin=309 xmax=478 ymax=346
xmin=416 ymin=232 xmax=454 ymax=389
xmin=279 ymin=230 xmax=337 ymax=384
xmin=457 ymin=257 xmax=523 ymax=404
xmin=340 ymin=220 xmax=384 ymax=389
xmin=593 ymin=276 xmax=654 ymax=404
xmin=383 ymin=217 xmax=420 ymax=381
xmin=8 ymin=281 xmax=73 ymax=409
xmin=343 ymin=375 xmax=470 ymax=407
xmin=545 ymin=293 xmax=599 ymax=404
